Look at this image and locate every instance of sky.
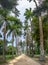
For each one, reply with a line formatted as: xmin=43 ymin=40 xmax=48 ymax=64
xmin=16 ymin=0 xmax=36 ymax=41
xmin=17 ymin=0 xmax=35 ymax=22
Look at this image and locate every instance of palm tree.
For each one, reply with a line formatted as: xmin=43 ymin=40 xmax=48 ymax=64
xmin=34 ymin=0 xmax=45 ymax=61
xmin=28 ymin=0 xmax=45 ymax=61
xmin=24 ymin=8 xmax=34 ymax=57
xmin=0 ymin=0 xmax=19 ymax=61
xmin=7 ymin=16 xmax=22 ymax=56
xmin=24 ymin=19 xmax=29 ymax=55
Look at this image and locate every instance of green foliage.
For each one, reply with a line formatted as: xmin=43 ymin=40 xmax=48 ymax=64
xmin=24 ymin=8 xmax=32 ymax=36
xmin=0 ymin=8 xmax=8 ymax=17
xmin=40 ymin=0 xmax=48 ymax=12
xmin=0 ymin=0 xmax=22 ymax=61
xmin=7 ymin=45 xmax=16 ymax=55
xmin=32 ymin=16 xmax=40 ymax=43
xmin=32 ymin=15 xmax=48 ymax=54
xmin=0 ymin=40 xmax=3 ymax=54
xmin=0 ymin=0 xmax=18 ymax=10
xmin=7 ymin=16 xmax=22 ymax=38
xmin=24 ymin=8 xmax=33 ymax=20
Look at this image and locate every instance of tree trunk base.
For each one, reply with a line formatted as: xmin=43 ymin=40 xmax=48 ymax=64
xmin=39 ymin=55 xmax=45 ymax=61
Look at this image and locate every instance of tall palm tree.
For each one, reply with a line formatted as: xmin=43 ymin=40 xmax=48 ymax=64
xmin=0 ymin=0 xmax=19 ymax=61
xmin=28 ymin=0 xmax=45 ymax=61
xmin=7 ymin=16 xmax=22 ymax=56
xmin=34 ymin=0 xmax=45 ymax=61
xmin=24 ymin=8 xmax=34 ymax=57
xmin=0 ymin=9 xmax=10 ymax=61
xmin=24 ymin=19 xmax=29 ymax=55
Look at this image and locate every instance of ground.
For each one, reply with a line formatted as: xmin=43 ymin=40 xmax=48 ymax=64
xmin=0 ymin=54 xmax=48 ymax=65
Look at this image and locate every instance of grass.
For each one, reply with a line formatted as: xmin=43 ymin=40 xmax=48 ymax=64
xmin=6 ymin=55 xmax=15 ymax=60
xmin=0 ymin=54 xmax=16 ymax=64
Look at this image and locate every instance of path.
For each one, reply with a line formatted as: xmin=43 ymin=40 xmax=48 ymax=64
xmin=4 ymin=54 xmax=41 ymax=65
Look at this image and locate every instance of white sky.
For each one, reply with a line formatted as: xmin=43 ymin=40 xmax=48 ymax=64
xmin=17 ymin=0 xmax=36 ymax=22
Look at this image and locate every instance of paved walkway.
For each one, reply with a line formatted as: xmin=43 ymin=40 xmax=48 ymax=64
xmin=6 ymin=54 xmax=41 ymax=65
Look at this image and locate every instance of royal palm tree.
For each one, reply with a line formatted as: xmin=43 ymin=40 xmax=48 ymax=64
xmin=24 ymin=8 xmax=34 ymax=57
xmin=28 ymin=0 xmax=45 ymax=61
xmin=24 ymin=19 xmax=29 ymax=55
xmin=0 ymin=0 xmax=19 ymax=61
xmin=7 ymin=16 xmax=22 ymax=56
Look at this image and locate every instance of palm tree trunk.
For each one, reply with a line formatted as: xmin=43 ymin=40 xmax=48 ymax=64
xmin=39 ymin=16 xmax=45 ymax=61
xmin=16 ymin=34 xmax=18 ymax=56
xmin=3 ymin=22 xmax=6 ymax=61
xmin=31 ymin=38 xmax=34 ymax=57
xmin=26 ymin=30 xmax=29 ymax=55
xmin=12 ymin=31 xmax=14 ymax=57
xmin=34 ymin=0 xmax=45 ymax=61
xmin=30 ymin=18 xmax=34 ymax=57
xmin=3 ymin=32 xmax=6 ymax=61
